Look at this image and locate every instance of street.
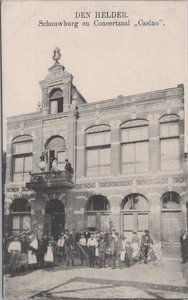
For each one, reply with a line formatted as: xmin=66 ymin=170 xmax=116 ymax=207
xmin=3 ymin=259 xmax=188 ymax=299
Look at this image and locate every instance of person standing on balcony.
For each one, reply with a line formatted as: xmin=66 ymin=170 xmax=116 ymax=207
xmin=65 ymin=159 xmax=74 ymax=174
xmin=51 ymin=158 xmax=60 ymax=173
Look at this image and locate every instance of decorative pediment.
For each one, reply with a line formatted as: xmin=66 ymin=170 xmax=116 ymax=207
xmin=12 ymin=134 xmax=33 ymax=143
xmin=120 ymin=119 xmax=149 ymax=128
xmin=85 ymin=124 xmax=111 ymax=133
xmin=159 ymin=114 xmax=179 ymax=123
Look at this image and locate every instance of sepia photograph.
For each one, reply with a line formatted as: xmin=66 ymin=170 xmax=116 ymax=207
xmin=1 ymin=0 xmax=188 ymax=298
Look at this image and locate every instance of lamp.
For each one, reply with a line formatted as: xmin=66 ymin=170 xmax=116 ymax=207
xmin=38 ymin=153 xmax=47 ymax=171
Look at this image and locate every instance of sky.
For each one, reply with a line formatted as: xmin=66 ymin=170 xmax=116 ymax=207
xmin=2 ymin=0 xmax=188 ymax=150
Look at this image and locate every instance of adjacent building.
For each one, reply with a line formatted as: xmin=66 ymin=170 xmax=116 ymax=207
xmin=4 ymin=48 xmax=187 ymax=257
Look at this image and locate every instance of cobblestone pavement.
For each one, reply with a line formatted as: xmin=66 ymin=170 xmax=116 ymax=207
xmin=3 ymin=260 xmax=188 ymax=299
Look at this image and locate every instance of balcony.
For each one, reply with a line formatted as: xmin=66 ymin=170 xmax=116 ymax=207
xmin=26 ymin=170 xmax=74 ymax=190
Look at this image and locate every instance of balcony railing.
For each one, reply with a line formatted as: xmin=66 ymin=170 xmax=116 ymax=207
xmin=26 ymin=170 xmax=74 ymax=190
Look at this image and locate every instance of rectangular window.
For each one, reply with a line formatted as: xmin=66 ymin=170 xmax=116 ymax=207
xmin=23 ymin=216 xmax=31 ymax=230
xmin=86 ymin=131 xmax=111 ymax=147
xmin=100 ymin=214 xmax=109 ymax=229
xmin=121 ymin=126 xmax=148 ymax=143
xmin=123 ymin=214 xmax=134 ymax=231
xmin=160 ymin=122 xmax=179 ymax=138
xmin=12 ymin=215 xmax=31 ymax=233
xmin=86 ymin=147 xmax=111 ymax=177
xmin=161 ymin=138 xmax=179 ymax=171
xmin=13 ymin=155 xmax=33 ymax=182
xmin=57 ymin=99 xmax=63 ymax=113
xmin=137 ymin=214 xmax=149 ymax=232
xmin=14 ymin=142 xmax=33 ymax=154
xmin=57 ymin=151 xmax=65 ymax=171
xmin=87 ymin=215 xmax=97 ymax=227
xmin=50 ymin=101 xmax=58 ymax=114
xmin=122 ymin=142 xmax=148 ymax=174
xmin=12 ymin=216 xmax=20 ymax=230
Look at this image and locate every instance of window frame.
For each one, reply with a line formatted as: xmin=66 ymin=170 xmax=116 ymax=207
xmin=11 ymin=212 xmax=31 ymax=234
xmin=50 ymin=98 xmax=63 ymax=114
xmin=12 ymin=140 xmax=33 ymax=182
xmin=160 ymin=120 xmax=180 ymax=172
xmin=121 ymin=125 xmax=149 ymax=174
xmin=86 ymin=130 xmax=111 ymax=177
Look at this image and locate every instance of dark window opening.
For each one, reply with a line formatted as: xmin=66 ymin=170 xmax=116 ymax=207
xmin=86 ymin=195 xmax=110 ymax=211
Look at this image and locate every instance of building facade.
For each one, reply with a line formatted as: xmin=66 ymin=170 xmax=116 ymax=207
xmin=4 ymin=49 xmax=187 ymax=257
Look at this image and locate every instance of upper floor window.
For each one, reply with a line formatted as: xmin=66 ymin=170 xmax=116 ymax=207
xmin=120 ymin=120 xmax=149 ymax=174
xmin=50 ymin=89 xmax=63 ymax=114
xmin=12 ymin=135 xmax=33 ymax=182
xmin=160 ymin=114 xmax=180 ymax=171
xmin=85 ymin=125 xmax=111 ymax=177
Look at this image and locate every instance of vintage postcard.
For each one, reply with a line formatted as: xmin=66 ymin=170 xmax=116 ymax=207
xmin=2 ymin=0 xmax=188 ymax=299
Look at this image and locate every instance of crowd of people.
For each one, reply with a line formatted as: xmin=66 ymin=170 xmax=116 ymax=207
xmin=4 ymin=228 xmax=156 ymax=277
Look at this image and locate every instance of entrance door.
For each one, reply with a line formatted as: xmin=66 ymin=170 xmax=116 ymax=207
xmin=44 ymin=213 xmax=65 ymax=240
xmin=122 ymin=212 xmax=149 ymax=240
xmin=87 ymin=213 xmax=110 ymax=231
xmin=44 ymin=199 xmax=65 ymax=240
xmin=161 ymin=211 xmax=182 ymax=257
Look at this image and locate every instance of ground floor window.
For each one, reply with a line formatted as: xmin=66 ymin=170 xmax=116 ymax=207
xmin=10 ymin=198 xmax=31 ymax=235
xmin=86 ymin=195 xmax=110 ymax=231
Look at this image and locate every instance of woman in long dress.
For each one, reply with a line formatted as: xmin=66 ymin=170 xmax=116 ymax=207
xmin=27 ymin=232 xmax=38 ymax=270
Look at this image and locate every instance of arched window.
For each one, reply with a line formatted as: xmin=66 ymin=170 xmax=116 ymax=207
xmin=161 ymin=192 xmax=180 ymax=209
xmin=85 ymin=125 xmax=111 ymax=177
xmin=121 ymin=193 xmax=149 ymax=235
xmin=10 ymin=198 xmax=31 ymax=234
xmin=121 ymin=193 xmax=149 ymax=211
xmin=50 ymin=89 xmax=63 ymax=114
xmin=45 ymin=136 xmax=66 ymax=170
xmin=12 ymin=135 xmax=33 ymax=182
xmin=120 ymin=119 xmax=149 ymax=174
xmin=86 ymin=195 xmax=110 ymax=211
xmin=159 ymin=114 xmax=180 ymax=171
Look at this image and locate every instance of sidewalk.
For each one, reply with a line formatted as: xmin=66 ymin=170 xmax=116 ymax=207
xmin=3 ymin=260 xmax=188 ymax=299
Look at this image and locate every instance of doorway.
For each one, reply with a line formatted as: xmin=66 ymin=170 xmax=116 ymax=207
xmin=161 ymin=192 xmax=182 ymax=257
xmin=121 ymin=193 xmax=150 ymax=240
xmin=44 ymin=199 xmax=65 ymax=240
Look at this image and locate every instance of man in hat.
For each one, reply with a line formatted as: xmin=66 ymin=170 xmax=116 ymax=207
xmin=180 ymin=230 xmax=188 ymax=263
xmin=87 ymin=232 xmax=98 ymax=268
xmin=141 ymin=230 xmax=153 ymax=264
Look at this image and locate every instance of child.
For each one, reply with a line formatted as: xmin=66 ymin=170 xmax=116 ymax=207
xmin=125 ymin=241 xmax=133 ymax=267
xmin=44 ymin=241 xmax=54 ymax=267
